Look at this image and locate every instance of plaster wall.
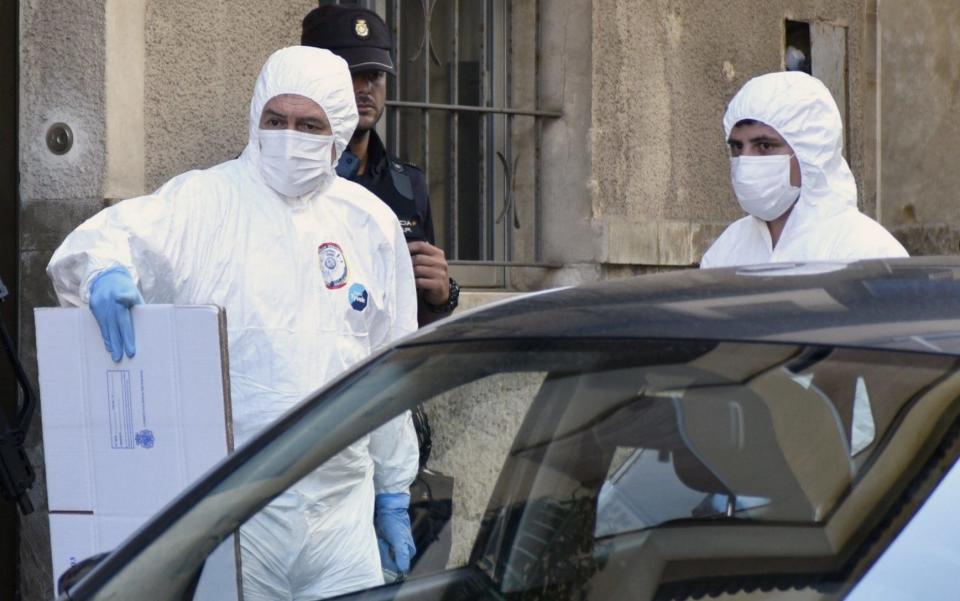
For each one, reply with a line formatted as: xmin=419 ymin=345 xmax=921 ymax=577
xmin=20 ymin=0 xmax=106 ymax=204
xmin=104 ymin=0 xmax=146 ymax=200
xmin=878 ymin=0 xmax=960 ymax=255
xmin=538 ymin=1 xmax=600 ymax=266
xmin=142 ymin=0 xmax=316 ymax=191
xmin=591 ymin=0 xmax=869 ymax=266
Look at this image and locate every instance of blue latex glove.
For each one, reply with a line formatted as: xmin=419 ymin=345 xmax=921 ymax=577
xmin=374 ymin=492 xmax=416 ymax=576
xmin=88 ymin=267 xmax=143 ymax=362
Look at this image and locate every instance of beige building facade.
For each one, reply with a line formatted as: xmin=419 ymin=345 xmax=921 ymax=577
xmin=6 ymin=0 xmax=960 ymax=597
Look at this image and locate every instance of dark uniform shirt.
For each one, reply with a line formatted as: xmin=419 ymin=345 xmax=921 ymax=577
xmin=340 ymin=131 xmax=435 ymax=245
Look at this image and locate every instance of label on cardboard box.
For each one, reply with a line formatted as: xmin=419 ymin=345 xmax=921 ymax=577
xmin=36 ymin=305 xmax=240 ymax=599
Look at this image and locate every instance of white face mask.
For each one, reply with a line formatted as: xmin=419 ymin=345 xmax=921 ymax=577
xmin=730 ymin=154 xmax=801 ymax=221
xmin=258 ymin=129 xmax=336 ymax=198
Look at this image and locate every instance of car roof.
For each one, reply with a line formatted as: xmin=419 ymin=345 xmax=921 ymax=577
xmin=410 ymin=257 xmax=960 ymax=354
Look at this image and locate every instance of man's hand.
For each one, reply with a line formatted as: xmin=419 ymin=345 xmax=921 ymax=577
xmin=88 ymin=267 xmax=143 ymax=362
xmin=407 ymin=241 xmax=449 ymax=305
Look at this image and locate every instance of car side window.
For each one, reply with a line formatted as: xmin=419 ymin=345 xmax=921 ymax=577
xmin=225 ymin=371 xmax=546 ymax=600
xmin=423 ymin=371 xmax=547 ymax=568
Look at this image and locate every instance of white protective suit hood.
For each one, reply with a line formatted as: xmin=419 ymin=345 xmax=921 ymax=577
xmin=723 ymin=71 xmax=855 ymax=224
xmin=701 ymin=71 xmax=907 ymax=267
xmin=244 ymin=46 xmax=359 ymax=181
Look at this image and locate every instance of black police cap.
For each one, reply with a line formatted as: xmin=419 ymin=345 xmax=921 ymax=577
xmin=301 ymin=5 xmax=395 ymax=75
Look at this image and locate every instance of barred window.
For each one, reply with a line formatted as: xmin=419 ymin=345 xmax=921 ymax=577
xmin=330 ymin=0 xmax=560 ymax=287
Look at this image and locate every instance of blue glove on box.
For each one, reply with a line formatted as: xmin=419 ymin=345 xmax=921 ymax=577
xmin=89 ymin=267 xmax=143 ymax=362
xmin=375 ymin=492 xmax=416 ymax=576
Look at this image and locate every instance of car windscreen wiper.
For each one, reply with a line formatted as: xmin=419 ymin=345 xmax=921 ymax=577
xmin=0 ymin=275 xmax=36 ymax=514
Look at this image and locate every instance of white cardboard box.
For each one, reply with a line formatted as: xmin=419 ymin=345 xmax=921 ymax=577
xmin=35 ymin=305 xmax=240 ymax=599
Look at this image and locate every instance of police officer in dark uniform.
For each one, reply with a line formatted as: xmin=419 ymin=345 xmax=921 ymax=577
xmin=301 ymin=4 xmax=459 ymax=328
xmin=301 ymin=4 xmax=456 ymax=579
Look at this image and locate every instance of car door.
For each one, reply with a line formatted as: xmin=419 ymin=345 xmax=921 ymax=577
xmin=62 ymin=339 xmax=960 ymax=601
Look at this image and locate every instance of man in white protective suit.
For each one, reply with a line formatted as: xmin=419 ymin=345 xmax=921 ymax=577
xmin=700 ymin=71 xmax=907 ymax=267
xmin=46 ymin=46 xmax=420 ymax=599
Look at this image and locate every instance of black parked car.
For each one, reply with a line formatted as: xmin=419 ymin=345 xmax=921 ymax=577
xmin=61 ymin=258 xmax=960 ymax=600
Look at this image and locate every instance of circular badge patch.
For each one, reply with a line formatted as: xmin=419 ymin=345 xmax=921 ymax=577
xmin=349 ymin=283 xmax=369 ymax=312
xmin=319 ymin=242 xmax=348 ymax=289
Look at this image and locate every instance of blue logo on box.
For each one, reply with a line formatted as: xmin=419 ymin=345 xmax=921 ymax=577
xmin=135 ymin=429 xmax=155 ymax=449
xmin=349 ymin=283 xmax=368 ymax=311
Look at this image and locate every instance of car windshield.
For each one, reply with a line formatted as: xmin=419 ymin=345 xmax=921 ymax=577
xmin=84 ymin=336 xmax=960 ymax=601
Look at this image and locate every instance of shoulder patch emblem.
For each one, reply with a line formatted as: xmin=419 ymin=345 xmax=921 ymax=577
xmin=319 ymin=242 xmax=349 ymax=289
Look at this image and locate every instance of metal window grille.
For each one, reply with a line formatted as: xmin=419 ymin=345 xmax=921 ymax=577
xmin=335 ymin=0 xmax=560 ymax=275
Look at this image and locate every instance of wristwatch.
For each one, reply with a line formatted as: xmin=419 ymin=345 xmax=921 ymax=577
xmin=427 ymin=277 xmax=460 ymax=314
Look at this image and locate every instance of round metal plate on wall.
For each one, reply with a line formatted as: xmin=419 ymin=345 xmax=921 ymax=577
xmin=46 ymin=123 xmax=73 ymax=155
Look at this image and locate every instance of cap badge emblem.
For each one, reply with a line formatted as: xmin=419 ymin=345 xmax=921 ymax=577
xmin=355 ymin=18 xmax=370 ymax=38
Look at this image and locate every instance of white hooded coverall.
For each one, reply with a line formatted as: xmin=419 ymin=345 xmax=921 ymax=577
xmin=701 ymin=72 xmax=908 ymax=267
xmin=47 ymin=47 xmax=420 ymax=600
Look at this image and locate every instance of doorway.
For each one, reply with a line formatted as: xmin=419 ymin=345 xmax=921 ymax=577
xmin=0 ymin=0 xmax=20 ymax=598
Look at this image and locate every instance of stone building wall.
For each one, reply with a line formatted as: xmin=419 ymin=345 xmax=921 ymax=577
xmin=141 ymin=0 xmax=316 ymax=191
xmin=878 ymin=0 xmax=960 ymax=254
